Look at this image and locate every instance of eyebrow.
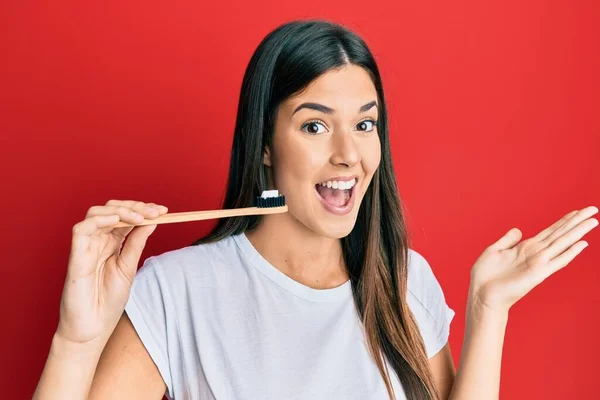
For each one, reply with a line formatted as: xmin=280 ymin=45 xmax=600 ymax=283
xmin=292 ymin=100 xmax=378 ymax=116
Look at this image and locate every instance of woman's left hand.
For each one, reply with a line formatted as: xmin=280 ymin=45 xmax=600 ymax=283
xmin=468 ymin=205 xmax=598 ymax=316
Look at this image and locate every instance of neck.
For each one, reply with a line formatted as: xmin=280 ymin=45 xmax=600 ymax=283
xmin=245 ymin=214 xmax=349 ymax=290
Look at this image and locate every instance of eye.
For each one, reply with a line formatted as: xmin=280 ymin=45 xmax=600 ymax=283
xmin=301 ymin=120 xmax=328 ymax=135
xmin=356 ymin=119 xmax=377 ymax=132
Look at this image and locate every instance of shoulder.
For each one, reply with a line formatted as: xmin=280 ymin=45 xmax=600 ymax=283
xmin=406 ymin=249 xmax=443 ymax=301
xmin=153 ymin=234 xmax=237 ymax=270
xmin=406 ymin=249 xmax=455 ymax=358
xmin=133 ymin=237 xmax=239 ymax=297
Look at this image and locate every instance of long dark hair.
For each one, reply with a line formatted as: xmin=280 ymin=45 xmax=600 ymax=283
xmin=191 ymin=20 xmax=438 ymax=400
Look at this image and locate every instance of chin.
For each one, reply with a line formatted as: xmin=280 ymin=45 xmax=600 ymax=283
xmin=312 ymin=197 xmax=364 ymax=240
xmin=315 ymin=218 xmax=357 ymax=239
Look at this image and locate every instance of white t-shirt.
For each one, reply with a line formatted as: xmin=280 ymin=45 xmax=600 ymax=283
xmin=125 ymin=232 xmax=454 ymax=400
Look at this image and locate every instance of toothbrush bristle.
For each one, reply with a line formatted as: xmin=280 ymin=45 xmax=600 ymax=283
xmin=255 ymin=193 xmax=286 ymax=208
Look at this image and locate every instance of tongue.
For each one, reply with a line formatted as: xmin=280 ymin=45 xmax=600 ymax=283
xmin=316 ymin=185 xmax=350 ymax=207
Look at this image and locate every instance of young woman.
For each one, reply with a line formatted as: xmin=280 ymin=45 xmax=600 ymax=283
xmin=34 ymin=20 xmax=598 ymax=400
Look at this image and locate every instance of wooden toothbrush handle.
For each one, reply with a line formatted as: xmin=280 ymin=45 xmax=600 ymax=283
xmin=113 ymin=205 xmax=288 ymax=228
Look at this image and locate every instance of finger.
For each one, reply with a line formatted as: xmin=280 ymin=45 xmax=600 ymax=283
xmin=70 ymin=215 xmax=124 ymax=261
xmin=74 ymin=207 xmax=153 ymax=240
xmin=105 ymin=199 xmax=168 ymax=213
xmin=118 ymin=224 xmax=158 ymax=278
xmin=87 ymin=203 xmax=168 ymax=236
xmin=533 ymin=210 xmax=579 ymax=242
xmin=542 ymin=240 xmax=589 ymax=280
xmin=540 ymin=206 xmax=598 ymax=245
xmin=89 ymin=205 xmax=162 ymax=221
xmin=72 ymin=214 xmax=121 ymax=239
xmin=147 ymin=203 xmax=169 ymax=213
xmin=92 ymin=202 xmax=166 ymax=219
xmin=489 ymin=228 xmax=523 ymax=251
xmin=543 ymin=217 xmax=598 ymax=260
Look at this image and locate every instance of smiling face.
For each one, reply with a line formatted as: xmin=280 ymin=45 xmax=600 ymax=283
xmin=264 ymin=65 xmax=382 ymax=238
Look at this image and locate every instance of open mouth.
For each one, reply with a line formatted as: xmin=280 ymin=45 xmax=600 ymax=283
xmin=314 ymin=177 xmax=357 ymax=213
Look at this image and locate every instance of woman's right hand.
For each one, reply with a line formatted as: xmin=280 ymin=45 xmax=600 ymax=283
xmin=55 ymin=200 xmax=168 ymax=346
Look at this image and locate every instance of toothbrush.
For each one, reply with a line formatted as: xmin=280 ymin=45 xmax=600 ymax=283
xmin=114 ymin=190 xmax=287 ymax=228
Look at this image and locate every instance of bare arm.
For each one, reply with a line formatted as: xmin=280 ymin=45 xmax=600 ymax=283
xmin=429 ymin=299 xmax=506 ymax=400
xmin=448 ymin=299 xmax=507 ymax=400
xmin=89 ymin=312 xmax=166 ymax=399
xmin=429 ymin=343 xmax=456 ymax=399
xmin=33 ymin=333 xmax=107 ymax=399
xmin=34 ymin=313 xmax=165 ymax=400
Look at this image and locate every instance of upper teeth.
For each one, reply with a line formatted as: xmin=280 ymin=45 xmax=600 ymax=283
xmin=318 ymin=178 xmax=357 ymax=190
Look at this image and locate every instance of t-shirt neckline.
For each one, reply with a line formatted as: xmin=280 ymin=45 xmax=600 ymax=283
xmin=233 ymin=232 xmax=352 ymax=302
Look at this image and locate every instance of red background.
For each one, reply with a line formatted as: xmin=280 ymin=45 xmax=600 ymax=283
xmin=1 ymin=1 xmax=599 ymax=398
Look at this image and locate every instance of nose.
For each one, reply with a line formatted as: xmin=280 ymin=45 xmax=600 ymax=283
xmin=329 ymin=129 xmax=361 ymax=168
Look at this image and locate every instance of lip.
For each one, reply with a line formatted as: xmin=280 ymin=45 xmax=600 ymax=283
xmin=314 ymin=177 xmax=358 ymax=216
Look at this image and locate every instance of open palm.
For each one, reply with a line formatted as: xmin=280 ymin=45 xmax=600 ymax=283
xmin=469 ymin=206 xmax=598 ymax=314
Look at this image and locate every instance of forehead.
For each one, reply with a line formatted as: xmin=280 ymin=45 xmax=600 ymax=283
xmin=284 ymin=65 xmax=378 ymax=112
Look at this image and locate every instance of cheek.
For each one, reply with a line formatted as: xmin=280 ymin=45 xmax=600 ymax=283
xmin=362 ymin=137 xmax=382 ymax=175
xmin=271 ymin=136 xmax=325 ymax=190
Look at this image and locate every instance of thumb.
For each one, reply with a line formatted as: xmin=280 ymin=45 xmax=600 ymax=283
xmin=490 ymin=227 xmax=522 ymax=251
xmin=119 ymin=224 xmax=158 ymax=278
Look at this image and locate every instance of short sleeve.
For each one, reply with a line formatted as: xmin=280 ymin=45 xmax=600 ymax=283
xmin=125 ymin=256 xmax=178 ymax=399
xmin=406 ymin=249 xmax=455 ymax=359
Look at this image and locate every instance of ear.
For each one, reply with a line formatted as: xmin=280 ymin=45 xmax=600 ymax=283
xmin=263 ymin=146 xmax=272 ymax=167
